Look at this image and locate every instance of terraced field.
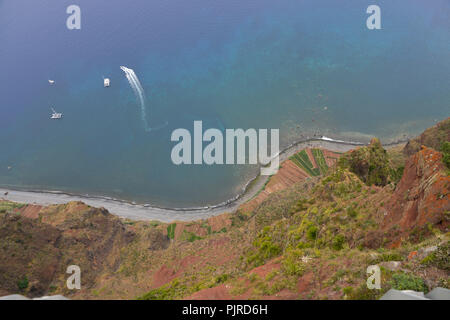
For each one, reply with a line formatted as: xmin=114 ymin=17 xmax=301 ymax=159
xmin=289 ymin=148 xmax=332 ymax=176
xmin=290 ymin=150 xmax=320 ymax=176
xmin=239 ymin=148 xmax=342 ymax=214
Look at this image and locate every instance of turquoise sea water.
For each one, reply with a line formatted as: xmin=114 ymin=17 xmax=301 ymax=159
xmin=0 ymin=0 xmax=449 ymax=207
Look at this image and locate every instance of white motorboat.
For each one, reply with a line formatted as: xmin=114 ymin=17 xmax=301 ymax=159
xmin=104 ymin=78 xmax=110 ymax=87
xmin=48 ymin=80 xmax=55 ymax=84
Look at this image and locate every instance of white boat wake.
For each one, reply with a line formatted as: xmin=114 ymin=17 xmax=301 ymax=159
xmin=120 ymin=66 xmax=152 ymax=131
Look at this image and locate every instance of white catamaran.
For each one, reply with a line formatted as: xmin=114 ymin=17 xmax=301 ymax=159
xmin=50 ymin=108 xmax=62 ymax=119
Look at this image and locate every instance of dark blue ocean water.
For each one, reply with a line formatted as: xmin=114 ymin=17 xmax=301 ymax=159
xmin=0 ymin=0 xmax=449 ymax=207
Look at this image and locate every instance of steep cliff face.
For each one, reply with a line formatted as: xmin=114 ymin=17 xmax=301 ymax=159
xmin=382 ymin=146 xmax=449 ymax=242
xmin=0 ymin=202 xmax=135 ymax=297
xmin=0 ymin=210 xmax=61 ymax=297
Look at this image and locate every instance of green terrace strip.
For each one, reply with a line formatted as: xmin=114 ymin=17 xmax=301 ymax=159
xmin=312 ymin=149 xmax=329 ymax=174
xmin=289 ymin=149 xmax=329 ymax=176
xmin=167 ymin=223 xmax=176 ymax=240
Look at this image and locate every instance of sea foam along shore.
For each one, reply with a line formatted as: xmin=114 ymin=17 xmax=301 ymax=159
xmin=0 ymin=137 xmax=404 ymax=223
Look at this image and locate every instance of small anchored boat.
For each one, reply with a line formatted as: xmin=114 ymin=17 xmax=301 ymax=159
xmin=50 ymin=108 xmax=62 ymax=119
xmin=48 ymin=80 xmax=55 ymax=84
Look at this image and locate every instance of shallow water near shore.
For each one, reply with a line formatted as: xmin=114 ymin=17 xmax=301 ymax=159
xmin=0 ymin=0 xmax=449 ymax=208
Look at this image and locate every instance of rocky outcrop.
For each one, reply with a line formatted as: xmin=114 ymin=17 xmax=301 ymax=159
xmin=403 ymin=118 xmax=450 ymax=156
xmin=341 ymin=138 xmax=391 ymax=186
xmin=382 ymin=146 xmax=449 ymax=243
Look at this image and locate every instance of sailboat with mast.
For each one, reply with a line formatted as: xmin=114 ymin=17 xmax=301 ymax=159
xmin=50 ymin=107 xmax=62 ymax=119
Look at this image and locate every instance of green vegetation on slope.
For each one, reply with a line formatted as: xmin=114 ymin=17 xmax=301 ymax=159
xmin=167 ymin=223 xmax=176 ymax=240
xmin=181 ymin=230 xmax=203 ymax=242
xmin=338 ymin=138 xmax=402 ymax=187
xmin=0 ymin=201 xmax=25 ymax=214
